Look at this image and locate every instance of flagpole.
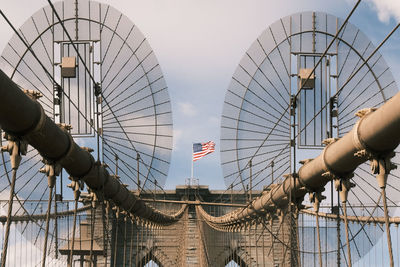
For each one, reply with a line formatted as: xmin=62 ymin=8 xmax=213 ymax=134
xmin=191 ymin=143 xmax=194 ymax=179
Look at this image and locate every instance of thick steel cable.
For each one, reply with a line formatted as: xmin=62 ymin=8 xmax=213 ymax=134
xmin=199 ymin=19 xmax=400 ymax=226
xmin=1 ymin=7 xmax=165 ymax=199
xmin=216 ymin=0 xmax=362 ymax=202
xmin=0 ymin=76 xmax=186 ymax=227
xmin=382 ymin=187 xmax=394 ymax=267
xmin=222 ymin=9 xmax=399 ymax=212
xmin=46 ymin=0 xmax=169 ymax=197
xmin=69 ymin=199 xmax=79 ymax=267
xmin=296 ymin=32 xmax=400 ymax=163
xmin=293 ymin=22 xmax=400 ymax=155
xmin=0 ymin=168 xmax=17 ymax=267
xmin=315 ymin=212 xmax=323 ymax=267
xmin=0 ymin=10 xmax=101 ymax=135
xmin=0 ymin=144 xmax=48 ymax=233
xmin=41 ymin=185 xmax=54 ymax=267
xmin=342 ymin=202 xmax=352 ymax=267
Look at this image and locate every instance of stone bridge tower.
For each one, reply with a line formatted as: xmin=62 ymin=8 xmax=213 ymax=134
xmin=71 ymin=185 xmax=297 ymax=266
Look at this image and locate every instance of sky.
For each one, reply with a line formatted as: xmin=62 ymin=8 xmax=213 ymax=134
xmin=1 ymin=0 xmax=400 ymax=190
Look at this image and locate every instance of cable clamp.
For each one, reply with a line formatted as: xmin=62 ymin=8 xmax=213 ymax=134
xmin=23 ymin=89 xmax=43 ymax=100
xmin=1 ymin=133 xmax=28 ymax=170
xmin=39 ymin=159 xmax=62 ymax=188
xmin=309 ymin=190 xmax=326 ymax=212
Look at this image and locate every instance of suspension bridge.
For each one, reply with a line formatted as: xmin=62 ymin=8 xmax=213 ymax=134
xmin=1 ymin=0 xmax=400 ymax=266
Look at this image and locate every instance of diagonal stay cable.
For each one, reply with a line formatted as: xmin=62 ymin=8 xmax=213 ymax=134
xmin=216 ymin=1 xmax=363 ymax=203
xmin=247 ymin=20 xmax=400 ymax=197
xmin=293 ymin=0 xmax=362 ymax=100
xmin=1 ymin=6 xmax=166 ymax=197
xmin=46 ymin=0 xmax=170 ymax=195
xmin=295 ymin=22 xmax=400 ymax=145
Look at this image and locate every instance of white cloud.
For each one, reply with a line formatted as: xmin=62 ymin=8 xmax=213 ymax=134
xmin=367 ymin=0 xmax=400 ymax=23
xmin=178 ymin=102 xmax=197 ymax=117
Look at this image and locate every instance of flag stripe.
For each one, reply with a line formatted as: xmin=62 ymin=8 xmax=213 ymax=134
xmin=193 ymin=141 xmax=215 ymax=161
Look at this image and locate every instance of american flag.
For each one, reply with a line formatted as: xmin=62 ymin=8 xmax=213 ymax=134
xmin=193 ymin=141 xmax=215 ymax=162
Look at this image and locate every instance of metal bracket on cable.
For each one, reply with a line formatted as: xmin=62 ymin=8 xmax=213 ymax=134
xmin=334 ymin=175 xmax=355 ymax=204
xmin=121 ymin=210 xmax=128 ymax=222
xmin=370 ymin=153 xmax=397 ymax=189
xmin=352 ymin=107 xmax=398 ymax=187
xmin=1 ymin=133 xmax=28 ymax=170
xmin=57 ymin=123 xmax=73 ymax=132
xmin=0 ymin=131 xmax=27 ymax=267
xmin=40 ymin=159 xmax=62 ymax=188
xmin=309 ymin=190 xmax=326 ymax=213
xmin=277 ymin=209 xmax=284 ymax=223
xmin=365 ymin=143 xmax=397 ymax=267
xmin=353 ymin=108 xmax=379 ymax=159
xmin=88 ymin=189 xmax=99 ymax=209
xmin=113 ymin=206 xmax=121 ymax=220
xmin=67 ymin=177 xmax=84 ymax=201
xmin=23 ymin=89 xmax=43 ymax=100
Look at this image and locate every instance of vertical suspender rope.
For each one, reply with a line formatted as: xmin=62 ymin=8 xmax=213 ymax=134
xmin=335 ymin=176 xmax=354 ymax=267
xmin=315 ymin=212 xmax=323 ymax=267
xmin=146 ymin=223 xmax=149 ymax=265
xmin=343 ymin=202 xmax=352 ymax=267
xmin=1 ymin=169 xmax=17 ymax=267
xmin=382 ymin=187 xmax=394 ymax=267
xmin=129 ymin=216 xmax=134 ymax=267
xmin=41 ymin=183 xmax=55 ymax=267
xmin=101 ymin=201 xmax=109 ymax=265
xmin=255 ymin=222 xmax=258 ymax=264
xmin=140 ymin=221 xmax=144 ymax=266
xmin=262 ymin=219 xmax=265 ymax=267
xmin=123 ymin=214 xmax=127 ymax=266
xmin=89 ymin=196 xmax=97 ymax=267
xmin=310 ymin=191 xmax=324 ymax=267
xmin=41 ymin=162 xmax=59 ymax=267
xmin=336 ymin=190 xmax=341 ymax=267
xmin=113 ymin=208 xmax=119 ymax=267
xmin=246 ymin=224 xmax=250 ymax=264
xmin=1 ymin=137 xmax=26 ymax=267
xmin=371 ymin=155 xmax=395 ymax=267
xmin=70 ymin=196 xmax=79 ymax=267
xmin=136 ymin=220 xmax=140 ymax=266
xmin=54 ymin=181 xmax=58 ymax=260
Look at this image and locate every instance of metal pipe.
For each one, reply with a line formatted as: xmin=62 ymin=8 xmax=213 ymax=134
xmin=0 ymin=70 xmax=185 ymax=224
xmin=198 ymin=91 xmax=400 ymax=226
